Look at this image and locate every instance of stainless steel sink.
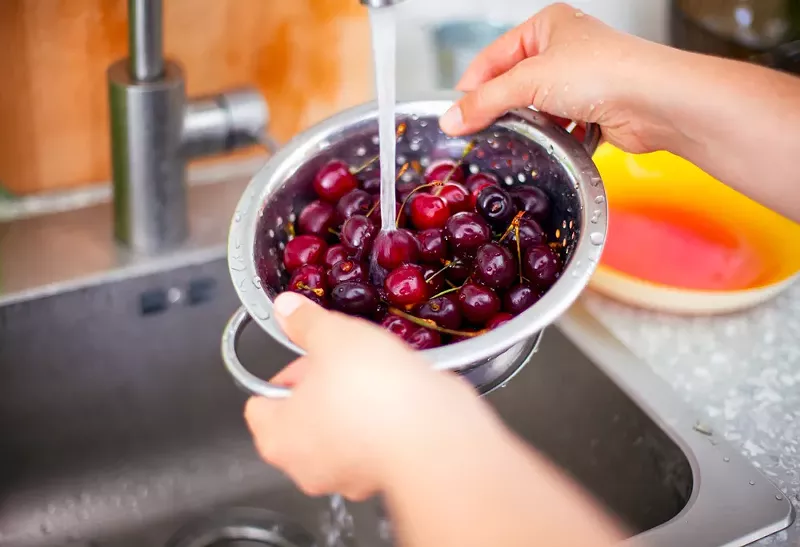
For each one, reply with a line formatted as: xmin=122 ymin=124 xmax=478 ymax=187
xmin=0 ymin=178 xmax=794 ymax=547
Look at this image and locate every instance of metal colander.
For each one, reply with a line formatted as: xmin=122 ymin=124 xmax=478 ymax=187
xmin=222 ymin=92 xmax=607 ymax=398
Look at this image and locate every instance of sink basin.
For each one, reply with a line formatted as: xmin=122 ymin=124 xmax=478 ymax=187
xmin=0 ymin=179 xmax=793 ymax=546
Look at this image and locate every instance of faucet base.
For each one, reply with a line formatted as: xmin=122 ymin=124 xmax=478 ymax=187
xmin=108 ymin=59 xmax=188 ymax=254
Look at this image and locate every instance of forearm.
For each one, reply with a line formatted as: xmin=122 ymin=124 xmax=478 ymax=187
xmin=651 ymin=48 xmax=800 ymax=222
xmin=382 ymin=386 xmax=624 ymax=547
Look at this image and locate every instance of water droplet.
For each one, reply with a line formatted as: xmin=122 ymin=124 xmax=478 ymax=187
xmin=547 ymin=146 xmax=554 ymax=155
xmin=397 ymin=154 xmax=406 ymax=164
xmin=410 ymin=114 xmax=419 ymax=121
xmin=575 ymin=9 xmax=585 ymax=17
xmin=490 ymin=141 xmax=500 ymax=149
xmin=253 ymin=276 xmax=262 ymax=289
xmin=723 ymin=456 xmax=730 ymax=462
xmin=419 ymin=120 xmax=428 ymax=128
xmin=594 ymin=195 xmax=605 ymax=204
xmin=589 ymin=232 xmax=604 ymax=245
xmin=234 ymin=212 xmax=242 ymax=222
xmin=420 ymin=156 xmax=430 ymax=167
xmin=776 ymin=494 xmax=784 ymax=500
xmin=590 ymin=210 xmax=601 ymax=224
xmin=517 ymin=173 xmax=526 ymax=182
xmin=469 ymin=164 xmax=480 ymax=174
xmin=749 ymin=480 xmax=756 ymax=485
xmin=504 ymin=176 xmax=514 ymax=186
xmin=356 ymin=146 xmax=366 ymax=157
xmin=409 ymin=141 xmax=420 ymax=152
xmin=288 ymin=212 xmax=297 ymax=222
xmin=371 ymin=135 xmax=380 ymax=145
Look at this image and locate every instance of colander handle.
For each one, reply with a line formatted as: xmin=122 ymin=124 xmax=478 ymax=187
xmin=221 ymin=306 xmax=293 ymax=399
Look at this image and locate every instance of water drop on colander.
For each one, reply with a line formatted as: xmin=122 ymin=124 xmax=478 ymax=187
xmin=589 ymin=232 xmax=604 ymax=245
xmin=594 ymin=196 xmax=605 ymax=204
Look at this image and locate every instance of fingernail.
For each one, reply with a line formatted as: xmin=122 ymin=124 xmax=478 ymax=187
xmin=440 ymin=105 xmax=464 ymax=132
xmin=274 ymin=292 xmax=305 ymax=318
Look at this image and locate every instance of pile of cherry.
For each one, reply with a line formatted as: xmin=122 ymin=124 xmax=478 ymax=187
xmin=273 ymin=150 xmax=564 ymax=350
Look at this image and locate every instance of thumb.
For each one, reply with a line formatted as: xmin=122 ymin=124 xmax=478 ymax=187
xmin=440 ymin=56 xmax=547 ymax=136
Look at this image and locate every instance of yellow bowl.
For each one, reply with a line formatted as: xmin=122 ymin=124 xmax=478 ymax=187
xmin=589 ymin=144 xmax=800 ymax=315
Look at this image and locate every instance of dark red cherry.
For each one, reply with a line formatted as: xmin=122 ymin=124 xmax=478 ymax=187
xmin=472 ymin=243 xmax=516 ymax=290
xmin=327 ymin=260 xmax=366 ymax=287
xmin=336 ymin=189 xmax=374 ymax=222
xmin=291 ymin=288 xmax=329 ymax=308
xmin=505 ymin=217 xmax=545 ymax=251
xmin=369 ymin=202 xmax=406 ymax=229
xmin=409 ymin=194 xmax=449 ymax=230
xmin=435 ymin=182 xmax=470 ymax=214
xmin=362 ymin=177 xmax=381 ymax=194
xmin=421 ymin=265 xmax=446 ymax=293
xmin=408 ymin=328 xmax=442 ymax=349
xmin=384 ymin=264 xmax=428 ymax=308
xmin=331 ymin=282 xmax=380 ymax=316
xmin=283 ymin=235 xmax=327 ymax=272
xmin=323 ymin=244 xmax=350 ymax=269
xmin=424 ymin=159 xmax=465 ymax=184
xmin=504 ymin=284 xmax=541 ymax=315
xmin=510 ymin=186 xmax=551 ymax=224
xmin=446 ymin=260 xmax=471 ymax=284
xmin=289 ymin=264 xmax=327 ymax=293
xmin=341 ymin=215 xmax=377 ymax=259
xmin=417 ymin=228 xmax=446 ymax=264
xmin=396 ymin=177 xmax=421 ymax=197
xmin=298 ymin=200 xmax=336 ymax=238
xmin=523 ymin=244 xmax=562 ymax=288
xmin=373 ymin=229 xmax=420 ymax=270
xmin=476 ymin=186 xmax=517 ymax=229
xmin=465 ymin=172 xmax=499 ymax=208
xmin=486 ymin=313 xmax=514 ymax=330
xmin=380 ymin=315 xmax=415 ymax=341
xmin=458 ymin=282 xmax=501 ymax=325
xmin=314 ymin=160 xmax=358 ymax=203
xmin=443 ymin=212 xmax=492 ymax=257
xmin=417 ymin=294 xmax=462 ymax=330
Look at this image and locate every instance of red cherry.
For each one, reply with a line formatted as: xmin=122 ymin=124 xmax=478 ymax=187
xmin=410 ymin=194 xmax=450 ymax=230
xmin=407 ymin=328 xmax=441 ymax=349
xmin=341 ymin=215 xmax=377 ymax=259
xmin=380 ymin=315 xmax=416 ymax=341
xmin=298 ymin=200 xmax=336 ymax=238
xmin=523 ymin=244 xmax=562 ymax=288
xmin=458 ymin=282 xmax=501 ymax=325
xmin=486 ymin=313 xmax=514 ymax=330
xmin=373 ymin=229 xmax=420 ymax=270
xmin=288 ymin=264 xmax=327 ymax=293
xmin=313 ymin=160 xmax=358 ymax=203
xmin=435 ymin=182 xmax=470 ymax=214
xmin=417 ymin=228 xmax=446 ymax=264
xmin=327 ymin=260 xmax=366 ymax=286
xmin=283 ymin=235 xmax=327 ymax=272
xmin=465 ymin=172 xmax=499 ymax=208
xmin=336 ymin=189 xmax=374 ymax=222
xmin=384 ymin=264 xmax=428 ymax=308
xmin=421 ymin=265 xmax=446 ymax=293
xmin=323 ymin=244 xmax=350 ymax=268
xmin=424 ymin=159 xmax=465 ymax=184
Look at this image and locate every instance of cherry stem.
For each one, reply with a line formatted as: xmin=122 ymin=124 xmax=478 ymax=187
xmin=388 ymin=307 xmax=483 ymax=338
xmin=296 ymin=283 xmax=324 ymax=297
xmin=425 ymin=263 xmax=451 ymax=284
xmin=366 ymin=199 xmax=380 ymax=218
xmin=430 ymin=285 xmax=460 ymax=299
xmin=328 ymin=227 xmax=340 ymax=237
xmin=498 ymin=211 xmax=526 ymax=243
xmin=286 ymin=222 xmax=296 ymax=239
xmin=351 ymin=123 xmax=408 ymax=174
xmin=516 ymin=223 xmax=523 ymax=283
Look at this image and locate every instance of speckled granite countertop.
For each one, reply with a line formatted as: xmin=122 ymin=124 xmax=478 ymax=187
xmin=583 ymin=282 xmax=800 ymax=546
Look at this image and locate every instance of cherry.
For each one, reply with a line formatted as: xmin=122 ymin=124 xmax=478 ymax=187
xmin=458 ymin=282 xmax=501 ymax=325
xmin=505 ymin=217 xmax=545 ymax=251
xmin=369 ymin=202 xmax=406 ymax=229
xmin=380 ymin=315 xmax=415 ymax=341
xmin=408 ymin=328 xmax=441 ymax=349
xmin=510 ymin=186 xmax=551 ymax=224
xmin=396 ymin=177 xmax=421 ymax=197
xmin=504 ymin=284 xmax=540 ymax=315
xmin=298 ymin=200 xmax=336 ymax=238
xmin=410 ymin=193 xmax=450 ymax=230
xmin=362 ymin=176 xmax=381 ymax=194
xmin=446 ymin=260 xmax=471 ymax=284
xmin=324 ymin=244 xmax=350 ymax=269
xmin=291 ymin=288 xmax=329 ymax=308
xmin=327 ymin=260 xmax=366 ymax=286
xmin=314 ymin=160 xmax=358 ymax=203
xmin=435 ymin=182 xmax=470 ymax=214
xmin=523 ymin=244 xmax=562 ymax=288
xmin=465 ymin=172 xmax=499 ymax=208
xmin=336 ymin=189 xmax=374 ymax=221
xmin=283 ymin=235 xmax=327 ymax=272
xmin=486 ymin=313 xmax=514 ymax=330
xmin=472 ymin=243 xmax=516 ymax=290
xmin=416 ymin=228 xmax=446 ymax=264
xmin=331 ymin=282 xmax=380 ymax=316
xmin=444 ymin=212 xmax=491 ymax=257
xmin=289 ymin=264 xmax=327 ymax=293
xmin=384 ymin=264 xmax=428 ymax=308
xmin=341 ymin=215 xmax=377 ymax=259
xmin=476 ymin=186 xmax=517 ymax=229
xmin=373 ymin=229 xmax=420 ymax=270
xmin=421 ymin=265 xmax=446 ymax=293
xmin=417 ymin=294 xmax=462 ymax=330
xmin=424 ymin=159 xmax=465 ymax=184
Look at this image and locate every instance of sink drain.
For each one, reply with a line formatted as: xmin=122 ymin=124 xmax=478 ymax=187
xmin=165 ymin=508 xmax=316 ymax=547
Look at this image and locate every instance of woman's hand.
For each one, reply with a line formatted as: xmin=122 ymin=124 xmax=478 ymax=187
xmin=244 ymin=291 xmax=484 ymax=501
xmin=439 ymin=2 xmax=677 ymax=154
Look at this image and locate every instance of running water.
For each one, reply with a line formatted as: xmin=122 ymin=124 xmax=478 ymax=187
xmin=368 ymin=6 xmax=398 ymax=232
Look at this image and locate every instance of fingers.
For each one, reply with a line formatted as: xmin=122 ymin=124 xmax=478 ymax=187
xmin=269 ymin=356 xmax=311 ymax=387
xmin=244 ymin=396 xmax=282 ymax=463
xmin=441 ymin=57 xmax=544 ymax=136
xmin=456 ymin=17 xmax=540 ymax=92
xmin=272 ymin=292 xmax=362 ymax=356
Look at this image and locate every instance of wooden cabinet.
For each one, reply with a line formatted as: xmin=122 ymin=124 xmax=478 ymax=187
xmin=0 ymin=0 xmax=372 ymax=195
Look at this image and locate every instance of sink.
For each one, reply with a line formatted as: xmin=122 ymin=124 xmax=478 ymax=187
xmin=0 ymin=179 xmax=794 ymax=547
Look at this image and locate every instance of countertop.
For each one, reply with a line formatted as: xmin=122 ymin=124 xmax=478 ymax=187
xmin=583 ymin=282 xmax=800 ymax=545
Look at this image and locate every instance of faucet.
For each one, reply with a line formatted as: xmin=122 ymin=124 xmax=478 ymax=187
xmin=107 ymin=0 xmax=270 ymax=253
